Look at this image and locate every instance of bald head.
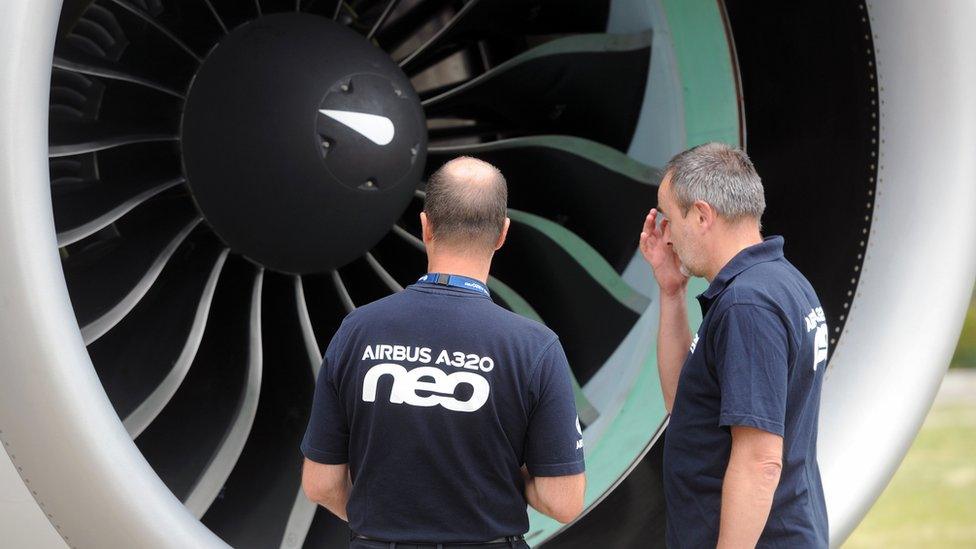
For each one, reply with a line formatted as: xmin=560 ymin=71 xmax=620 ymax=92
xmin=423 ymin=156 xmax=508 ymax=253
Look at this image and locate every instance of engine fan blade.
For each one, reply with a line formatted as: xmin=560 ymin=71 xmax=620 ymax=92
xmin=422 ymin=32 xmax=651 ymax=151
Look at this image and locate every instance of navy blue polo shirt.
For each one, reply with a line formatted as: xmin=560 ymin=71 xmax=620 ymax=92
xmin=663 ymin=236 xmax=829 ymax=548
xmin=301 ymin=274 xmax=585 ymax=543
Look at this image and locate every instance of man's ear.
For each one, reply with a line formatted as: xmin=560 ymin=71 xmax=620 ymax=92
xmin=693 ymin=201 xmax=714 ymax=232
xmin=495 ymin=218 xmax=511 ymax=251
xmin=420 ymin=212 xmax=433 ymax=246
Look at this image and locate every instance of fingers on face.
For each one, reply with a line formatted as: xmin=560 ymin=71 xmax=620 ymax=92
xmin=644 ymin=228 xmax=659 ymax=250
xmin=643 ymin=211 xmax=657 ymax=235
xmin=643 ymin=209 xmax=675 ymax=256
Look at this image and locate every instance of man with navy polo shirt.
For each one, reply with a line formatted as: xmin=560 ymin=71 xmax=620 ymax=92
xmin=300 ymin=156 xmax=586 ymax=548
xmin=639 ymin=143 xmax=829 ymax=548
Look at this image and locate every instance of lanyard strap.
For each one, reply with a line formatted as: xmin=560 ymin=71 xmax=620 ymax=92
xmin=417 ymin=273 xmax=490 ymax=297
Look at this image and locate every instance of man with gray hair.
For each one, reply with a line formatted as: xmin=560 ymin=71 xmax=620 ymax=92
xmin=640 ymin=143 xmax=829 ymax=547
xmin=301 ymin=156 xmax=586 ymax=548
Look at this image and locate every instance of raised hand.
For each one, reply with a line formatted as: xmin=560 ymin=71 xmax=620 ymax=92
xmin=639 ymin=209 xmax=689 ymax=297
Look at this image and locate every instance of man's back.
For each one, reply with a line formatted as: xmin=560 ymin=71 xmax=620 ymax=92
xmin=301 ymin=279 xmax=585 ymax=543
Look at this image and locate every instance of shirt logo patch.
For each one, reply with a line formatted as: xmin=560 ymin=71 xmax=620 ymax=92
xmin=689 ymin=333 xmax=700 ymax=354
xmin=575 ymin=415 xmax=584 ymax=449
xmin=813 ymin=324 xmax=829 ymax=371
xmin=362 ymin=363 xmax=490 ymax=412
xmin=804 ymin=307 xmax=829 ymax=371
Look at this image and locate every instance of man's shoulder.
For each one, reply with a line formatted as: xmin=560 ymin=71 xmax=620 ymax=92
xmin=725 ymin=259 xmax=816 ymax=308
xmin=708 ymin=272 xmax=791 ymax=332
xmin=712 ymin=261 xmax=820 ymax=347
xmin=490 ymin=305 xmax=559 ymax=343
xmin=340 ymin=290 xmax=406 ymax=324
xmin=713 ymin=279 xmax=780 ymax=316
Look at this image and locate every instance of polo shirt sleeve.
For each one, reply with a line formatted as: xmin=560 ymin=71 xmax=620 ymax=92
xmin=713 ymin=303 xmax=789 ymax=437
xmin=524 ymin=338 xmax=586 ymax=477
xmin=301 ymin=334 xmax=350 ymax=464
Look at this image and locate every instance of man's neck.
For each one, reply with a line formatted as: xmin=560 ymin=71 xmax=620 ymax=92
xmin=704 ymin=228 xmax=764 ymax=282
xmin=426 ymin=254 xmax=492 ymax=285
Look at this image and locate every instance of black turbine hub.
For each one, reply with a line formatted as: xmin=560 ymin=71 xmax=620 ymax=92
xmin=181 ymin=13 xmax=427 ymax=274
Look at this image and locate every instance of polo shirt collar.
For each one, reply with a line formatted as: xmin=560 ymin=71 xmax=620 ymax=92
xmin=698 ymin=235 xmax=785 ymax=303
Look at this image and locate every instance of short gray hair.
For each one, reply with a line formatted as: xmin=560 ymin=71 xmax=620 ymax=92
xmin=664 ymin=142 xmax=765 ymax=222
xmin=424 ymin=156 xmax=508 ymax=251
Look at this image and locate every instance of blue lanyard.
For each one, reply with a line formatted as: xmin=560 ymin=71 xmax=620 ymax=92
xmin=417 ymin=273 xmax=491 ymax=297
